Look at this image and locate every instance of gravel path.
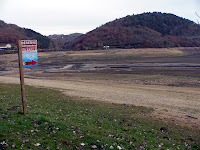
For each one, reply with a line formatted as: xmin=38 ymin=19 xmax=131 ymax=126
xmin=0 ymin=76 xmax=200 ymax=127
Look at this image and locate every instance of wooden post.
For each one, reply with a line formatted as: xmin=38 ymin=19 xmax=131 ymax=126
xmin=18 ymin=40 xmax=27 ymax=115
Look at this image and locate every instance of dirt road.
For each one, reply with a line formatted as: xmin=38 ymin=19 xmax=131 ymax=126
xmin=0 ymin=76 xmax=199 ymax=128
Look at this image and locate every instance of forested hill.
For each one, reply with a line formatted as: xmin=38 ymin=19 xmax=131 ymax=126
xmin=48 ymin=33 xmax=83 ymax=49
xmin=70 ymin=12 xmax=200 ymax=50
xmin=0 ymin=20 xmax=51 ymax=49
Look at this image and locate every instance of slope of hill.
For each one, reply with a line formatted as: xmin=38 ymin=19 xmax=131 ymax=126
xmin=0 ymin=20 xmax=51 ymax=49
xmin=70 ymin=12 xmax=200 ymax=50
xmin=48 ymin=33 xmax=83 ymax=50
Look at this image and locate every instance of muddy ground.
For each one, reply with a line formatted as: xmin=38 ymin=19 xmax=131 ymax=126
xmin=1 ymin=47 xmax=199 ymax=87
xmin=0 ymin=47 xmax=200 ymax=128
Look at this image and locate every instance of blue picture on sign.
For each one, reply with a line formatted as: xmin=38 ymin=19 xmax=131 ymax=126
xmin=22 ymin=51 xmax=38 ymax=67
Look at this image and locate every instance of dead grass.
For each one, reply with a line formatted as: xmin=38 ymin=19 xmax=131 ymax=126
xmin=38 ymin=48 xmax=184 ymax=58
xmin=116 ymin=48 xmax=183 ymax=55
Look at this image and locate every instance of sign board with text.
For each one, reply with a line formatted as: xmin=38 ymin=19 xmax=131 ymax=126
xmin=21 ymin=40 xmax=38 ymax=67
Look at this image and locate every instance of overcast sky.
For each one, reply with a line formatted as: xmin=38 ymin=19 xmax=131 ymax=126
xmin=0 ymin=0 xmax=199 ymax=36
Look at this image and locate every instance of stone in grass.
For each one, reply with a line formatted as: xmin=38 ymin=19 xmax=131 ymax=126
xmin=12 ymin=143 xmax=16 ymax=148
xmin=80 ymin=143 xmax=86 ymax=146
xmin=110 ymin=145 xmax=114 ymax=149
xmin=23 ymin=139 xmax=30 ymax=144
xmin=1 ymin=141 xmax=9 ymax=148
xmin=91 ymin=145 xmax=97 ymax=149
xmin=117 ymin=146 xmax=122 ymax=149
xmin=160 ymin=127 xmax=168 ymax=133
xmin=34 ymin=143 xmax=41 ymax=146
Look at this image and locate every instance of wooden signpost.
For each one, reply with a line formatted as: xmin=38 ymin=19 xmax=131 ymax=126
xmin=18 ymin=40 xmax=38 ymax=115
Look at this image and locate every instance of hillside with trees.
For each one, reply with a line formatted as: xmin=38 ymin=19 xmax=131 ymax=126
xmin=0 ymin=20 xmax=51 ymax=49
xmin=69 ymin=12 xmax=200 ymax=50
xmin=48 ymin=33 xmax=83 ymax=50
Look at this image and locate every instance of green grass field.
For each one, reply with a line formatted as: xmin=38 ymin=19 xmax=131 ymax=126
xmin=0 ymin=84 xmax=199 ymax=149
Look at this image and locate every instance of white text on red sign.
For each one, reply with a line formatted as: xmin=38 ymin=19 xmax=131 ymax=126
xmin=22 ymin=47 xmax=37 ymax=51
xmin=21 ymin=40 xmax=37 ymax=45
xmin=21 ymin=40 xmax=37 ymax=51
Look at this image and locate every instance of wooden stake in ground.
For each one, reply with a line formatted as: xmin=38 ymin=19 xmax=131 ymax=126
xmin=18 ymin=40 xmax=27 ymax=115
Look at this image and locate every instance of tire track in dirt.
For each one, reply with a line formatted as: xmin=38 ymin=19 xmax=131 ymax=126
xmin=0 ymin=76 xmax=200 ymax=127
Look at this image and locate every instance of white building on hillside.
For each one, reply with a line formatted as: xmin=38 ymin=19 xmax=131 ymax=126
xmin=0 ymin=44 xmax=12 ymax=50
xmin=103 ymin=45 xmax=110 ymax=49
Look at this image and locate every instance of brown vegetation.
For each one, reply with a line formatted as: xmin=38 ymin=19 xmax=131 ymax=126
xmin=0 ymin=20 xmax=51 ymax=49
xmin=70 ymin=12 xmax=200 ymax=50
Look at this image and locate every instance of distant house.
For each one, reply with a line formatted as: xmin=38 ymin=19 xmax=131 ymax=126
xmin=103 ymin=45 xmax=110 ymax=49
xmin=0 ymin=44 xmax=12 ymax=50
